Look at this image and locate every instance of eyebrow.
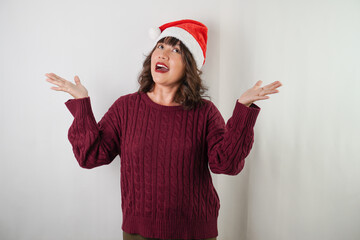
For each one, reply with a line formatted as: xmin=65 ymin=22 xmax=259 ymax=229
xmin=158 ymin=42 xmax=181 ymax=48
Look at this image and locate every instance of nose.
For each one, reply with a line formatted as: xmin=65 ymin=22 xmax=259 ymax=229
xmin=159 ymin=48 xmax=170 ymax=59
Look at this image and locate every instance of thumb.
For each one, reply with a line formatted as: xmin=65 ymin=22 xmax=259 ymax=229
xmin=74 ymin=75 xmax=81 ymax=85
xmin=254 ymin=80 xmax=263 ymax=87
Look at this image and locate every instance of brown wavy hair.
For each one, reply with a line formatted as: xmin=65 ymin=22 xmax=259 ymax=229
xmin=137 ymin=36 xmax=211 ymax=110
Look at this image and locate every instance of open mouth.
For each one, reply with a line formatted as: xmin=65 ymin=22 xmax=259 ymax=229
xmin=155 ymin=63 xmax=169 ymax=72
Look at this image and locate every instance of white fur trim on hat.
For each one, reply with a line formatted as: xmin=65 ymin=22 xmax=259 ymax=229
xmin=155 ymin=27 xmax=204 ymax=70
xmin=148 ymin=27 xmax=161 ymax=40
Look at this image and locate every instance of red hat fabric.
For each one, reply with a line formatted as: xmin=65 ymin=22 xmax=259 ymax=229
xmin=148 ymin=19 xmax=208 ymax=70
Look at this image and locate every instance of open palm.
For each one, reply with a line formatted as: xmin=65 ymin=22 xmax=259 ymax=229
xmin=238 ymin=80 xmax=282 ymax=107
xmin=45 ymin=73 xmax=88 ymax=99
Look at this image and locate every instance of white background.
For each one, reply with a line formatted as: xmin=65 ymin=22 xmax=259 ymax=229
xmin=0 ymin=0 xmax=359 ymax=239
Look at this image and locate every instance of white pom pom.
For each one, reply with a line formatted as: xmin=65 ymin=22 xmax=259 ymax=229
xmin=148 ymin=27 xmax=161 ymax=40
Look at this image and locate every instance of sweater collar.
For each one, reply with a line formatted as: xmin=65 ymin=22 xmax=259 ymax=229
xmin=140 ymin=91 xmax=185 ymax=111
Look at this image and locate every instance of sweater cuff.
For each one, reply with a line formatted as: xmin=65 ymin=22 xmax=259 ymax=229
xmin=65 ymin=97 xmax=93 ymax=118
xmin=231 ymin=100 xmax=261 ymax=127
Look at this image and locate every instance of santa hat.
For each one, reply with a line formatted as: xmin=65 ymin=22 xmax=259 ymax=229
xmin=148 ymin=19 xmax=208 ymax=70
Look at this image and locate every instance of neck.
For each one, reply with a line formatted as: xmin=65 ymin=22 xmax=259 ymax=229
xmin=148 ymin=85 xmax=181 ymax=106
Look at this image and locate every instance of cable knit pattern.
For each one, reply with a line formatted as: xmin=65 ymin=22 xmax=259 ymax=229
xmin=65 ymin=91 xmax=260 ymax=239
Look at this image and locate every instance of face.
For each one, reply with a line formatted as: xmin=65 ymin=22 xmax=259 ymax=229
xmin=150 ymin=41 xmax=186 ymax=88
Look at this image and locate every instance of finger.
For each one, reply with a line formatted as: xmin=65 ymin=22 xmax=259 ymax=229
xmin=271 ymin=81 xmax=283 ymax=88
xmin=263 ymin=81 xmax=281 ymax=90
xmin=45 ymin=73 xmax=56 ymax=80
xmin=45 ymin=78 xmax=58 ymax=85
xmin=47 ymin=73 xmax=65 ymax=82
xmin=50 ymin=86 xmax=63 ymax=91
xmin=256 ymin=95 xmax=270 ymax=101
xmin=45 ymin=73 xmax=61 ymax=83
xmin=74 ymin=75 xmax=80 ymax=85
xmin=264 ymin=81 xmax=279 ymax=89
xmin=45 ymin=73 xmax=58 ymax=79
xmin=46 ymin=78 xmax=62 ymax=87
xmin=264 ymin=89 xmax=279 ymax=95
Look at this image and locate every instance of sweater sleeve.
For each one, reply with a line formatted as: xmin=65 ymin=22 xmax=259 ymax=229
xmin=206 ymin=100 xmax=260 ymax=175
xmin=65 ymin=97 xmax=121 ymax=169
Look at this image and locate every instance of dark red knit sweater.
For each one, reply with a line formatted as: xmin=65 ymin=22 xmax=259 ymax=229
xmin=65 ymin=91 xmax=260 ymax=239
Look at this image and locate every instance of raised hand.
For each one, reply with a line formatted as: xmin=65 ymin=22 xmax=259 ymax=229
xmin=45 ymin=73 xmax=89 ymax=99
xmin=238 ymin=80 xmax=282 ymax=107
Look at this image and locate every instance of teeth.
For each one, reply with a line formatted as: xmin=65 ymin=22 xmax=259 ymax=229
xmin=156 ymin=64 xmax=168 ymax=69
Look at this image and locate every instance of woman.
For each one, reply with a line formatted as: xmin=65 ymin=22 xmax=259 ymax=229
xmin=45 ymin=19 xmax=282 ymax=240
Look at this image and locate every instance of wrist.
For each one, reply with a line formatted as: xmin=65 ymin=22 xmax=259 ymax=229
xmin=238 ymin=99 xmax=251 ymax=107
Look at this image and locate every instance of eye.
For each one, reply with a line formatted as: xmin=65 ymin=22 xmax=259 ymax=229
xmin=173 ymin=48 xmax=181 ymax=53
xmin=157 ymin=44 xmax=164 ymax=49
